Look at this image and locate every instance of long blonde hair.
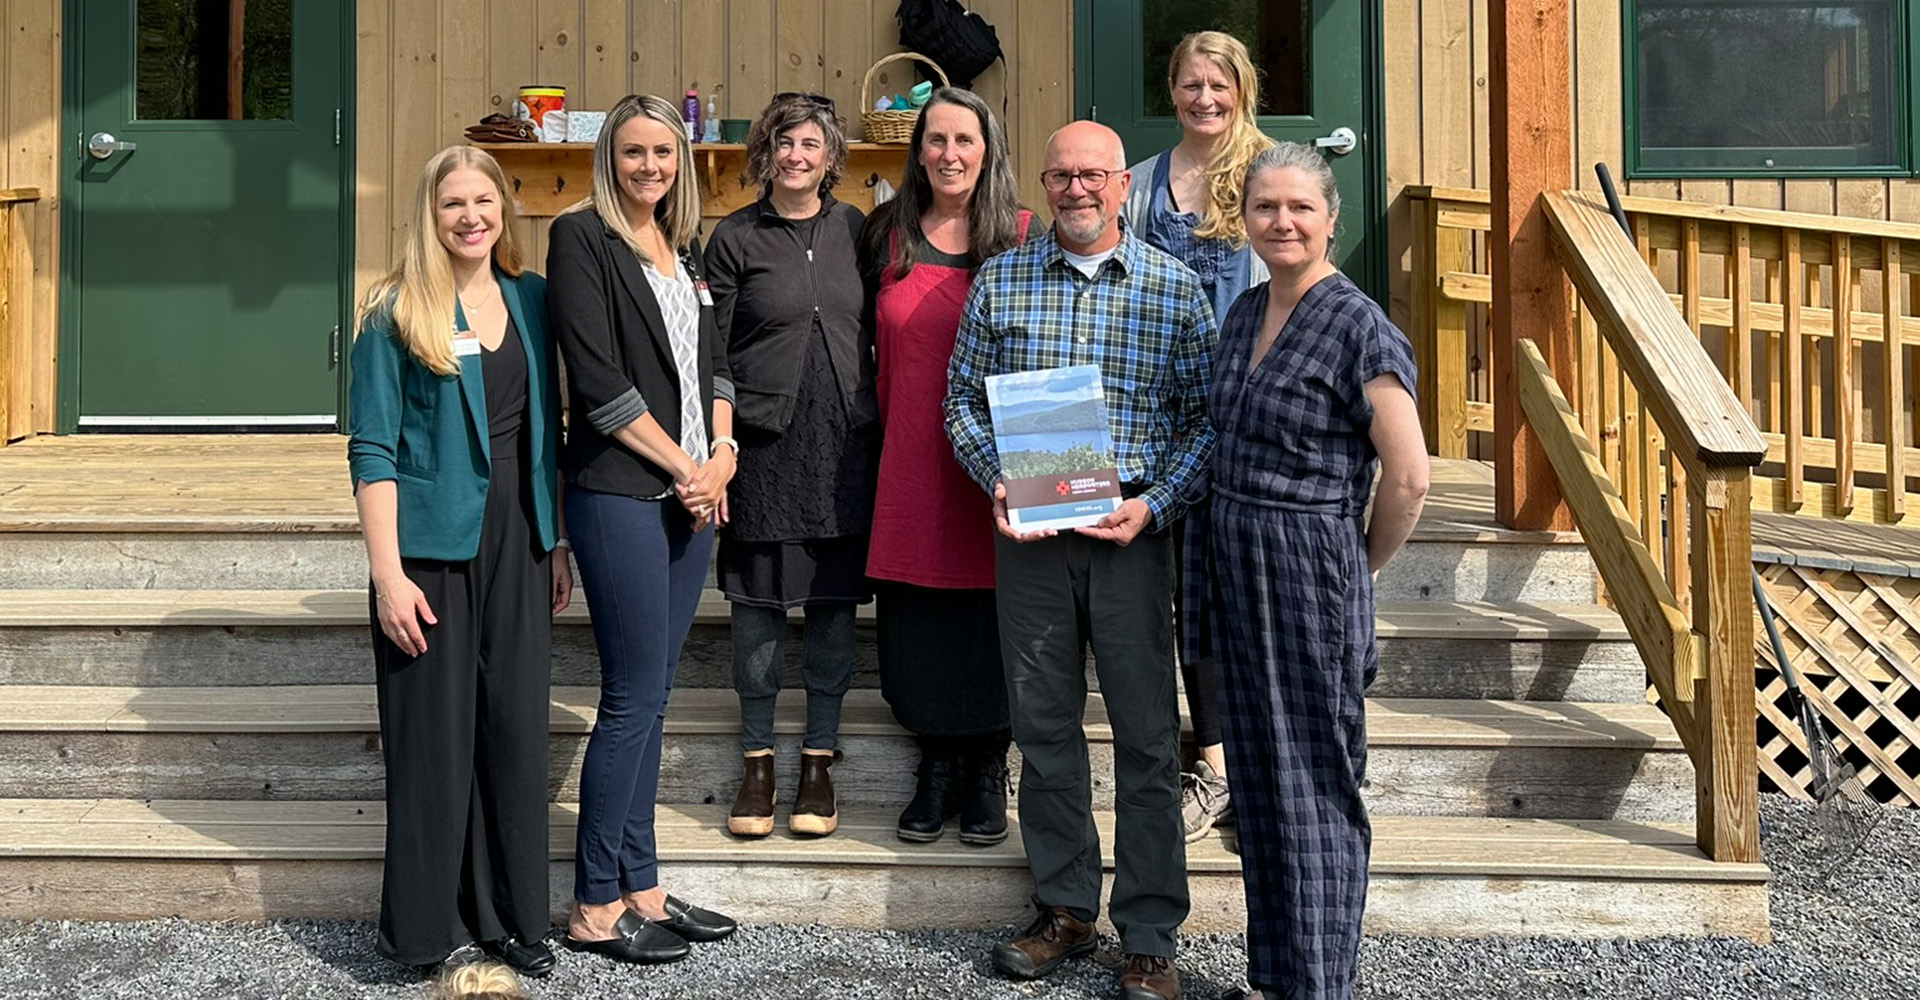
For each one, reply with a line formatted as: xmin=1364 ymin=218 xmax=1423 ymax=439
xmin=1169 ymin=31 xmax=1274 ymax=247
xmin=566 ymin=93 xmax=703 ymax=263
xmin=430 ymin=962 xmax=529 ymax=1000
xmin=357 ymin=146 xmax=524 ymax=376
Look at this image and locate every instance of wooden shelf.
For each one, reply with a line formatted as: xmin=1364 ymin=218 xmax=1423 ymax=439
xmin=471 ymin=141 xmax=911 ymax=218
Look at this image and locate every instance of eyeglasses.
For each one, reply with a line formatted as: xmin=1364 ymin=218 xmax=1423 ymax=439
xmin=1040 ymin=169 xmax=1116 ymax=193
xmin=773 ymin=91 xmax=837 ymax=113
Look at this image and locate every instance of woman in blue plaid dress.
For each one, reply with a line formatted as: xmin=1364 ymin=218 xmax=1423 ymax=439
xmin=1200 ymin=143 xmax=1429 ymax=999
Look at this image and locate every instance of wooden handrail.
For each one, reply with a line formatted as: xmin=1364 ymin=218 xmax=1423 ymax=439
xmin=1516 ymin=339 xmax=1702 ymax=750
xmin=1514 ymin=187 xmax=1763 ymax=863
xmin=1407 ymin=183 xmax=1920 ymax=526
xmin=1541 ymin=191 xmax=1767 ymax=470
xmin=1403 ymin=184 xmax=1490 ymax=205
xmin=1418 ymin=183 xmax=1920 ymax=244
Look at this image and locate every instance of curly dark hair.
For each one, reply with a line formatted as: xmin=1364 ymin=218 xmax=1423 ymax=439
xmin=743 ymin=94 xmax=848 ymax=198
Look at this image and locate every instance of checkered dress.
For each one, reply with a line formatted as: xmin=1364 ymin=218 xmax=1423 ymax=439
xmin=1203 ymin=273 xmax=1416 ymax=998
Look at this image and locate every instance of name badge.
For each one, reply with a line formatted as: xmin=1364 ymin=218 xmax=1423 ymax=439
xmin=453 ymin=334 xmax=483 ymax=357
xmin=696 ymin=280 xmax=714 ymax=308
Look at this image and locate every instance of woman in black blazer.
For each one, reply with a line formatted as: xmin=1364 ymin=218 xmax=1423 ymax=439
xmin=547 ymin=93 xmax=739 ymax=964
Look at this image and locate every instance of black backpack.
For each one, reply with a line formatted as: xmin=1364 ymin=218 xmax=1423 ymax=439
xmin=896 ymin=0 xmax=1005 ymax=90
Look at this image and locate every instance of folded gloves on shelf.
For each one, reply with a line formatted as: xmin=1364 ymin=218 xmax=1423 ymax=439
xmin=465 ymin=113 xmax=538 ymax=143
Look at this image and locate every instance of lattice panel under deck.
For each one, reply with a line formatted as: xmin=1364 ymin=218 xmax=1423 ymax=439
xmin=1753 ymin=563 xmax=1920 ymax=806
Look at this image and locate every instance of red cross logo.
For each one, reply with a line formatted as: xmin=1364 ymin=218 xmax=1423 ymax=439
xmin=1055 ymin=481 xmax=1071 ymax=496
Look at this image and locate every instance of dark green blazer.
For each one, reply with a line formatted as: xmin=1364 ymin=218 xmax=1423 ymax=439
xmin=347 ymin=269 xmax=561 ymax=561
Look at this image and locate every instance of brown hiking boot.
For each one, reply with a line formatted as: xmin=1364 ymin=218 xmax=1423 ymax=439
xmin=1119 ymin=953 xmax=1180 ymax=999
xmin=788 ymin=748 xmax=839 ymax=836
xmin=989 ymin=904 xmax=1096 ymax=980
xmin=727 ymin=752 xmax=775 ymax=838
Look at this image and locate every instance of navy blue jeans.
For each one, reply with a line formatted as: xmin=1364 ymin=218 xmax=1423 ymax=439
xmin=568 ymin=487 xmax=714 ymax=904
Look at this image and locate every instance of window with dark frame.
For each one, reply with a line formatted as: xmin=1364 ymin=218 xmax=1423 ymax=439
xmin=1140 ymin=0 xmax=1310 ymax=117
xmin=1630 ymin=0 xmax=1902 ymax=175
xmin=137 ymin=0 xmax=293 ymax=122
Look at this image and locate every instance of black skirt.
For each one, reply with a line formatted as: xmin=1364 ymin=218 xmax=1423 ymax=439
xmin=874 ymin=580 xmax=1008 ymax=735
xmin=719 ymin=534 xmax=872 ymax=609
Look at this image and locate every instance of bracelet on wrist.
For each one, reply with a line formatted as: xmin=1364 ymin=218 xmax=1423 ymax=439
xmin=711 ymin=436 xmax=739 ymax=456
xmin=553 ymin=537 xmax=572 ymax=551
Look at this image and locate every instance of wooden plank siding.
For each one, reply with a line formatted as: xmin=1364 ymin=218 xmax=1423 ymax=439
xmin=9 ymin=0 xmax=1920 ymax=431
xmin=347 ymin=0 xmax=1068 ymax=298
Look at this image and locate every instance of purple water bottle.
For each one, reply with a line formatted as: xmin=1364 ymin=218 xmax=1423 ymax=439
xmin=683 ymin=87 xmax=701 ymax=138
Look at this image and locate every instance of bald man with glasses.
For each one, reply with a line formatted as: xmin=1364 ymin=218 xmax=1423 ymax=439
xmin=943 ymin=121 xmax=1216 ymax=1000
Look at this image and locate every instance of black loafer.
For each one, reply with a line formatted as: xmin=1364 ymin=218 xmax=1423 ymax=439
xmin=562 ymin=910 xmax=691 ymax=964
xmin=430 ymin=941 xmax=486 ymax=974
xmin=483 ymin=934 xmax=556 ymax=978
xmin=658 ymin=894 xmax=738 ymax=942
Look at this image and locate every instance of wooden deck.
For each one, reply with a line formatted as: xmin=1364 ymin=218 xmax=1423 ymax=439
xmin=1753 ymin=510 xmax=1920 ymax=579
xmin=0 ymin=434 xmax=1567 ymax=540
xmin=0 ymin=435 xmax=357 ymax=531
xmin=0 ymin=436 xmax=1777 ymax=939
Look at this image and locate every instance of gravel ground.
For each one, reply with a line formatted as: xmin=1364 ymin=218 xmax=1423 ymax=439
xmin=2 ymin=795 xmax=1915 ymax=1000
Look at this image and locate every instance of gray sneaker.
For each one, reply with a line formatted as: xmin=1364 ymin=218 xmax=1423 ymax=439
xmin=1179 ymin=759 xmax=1233 ymax=843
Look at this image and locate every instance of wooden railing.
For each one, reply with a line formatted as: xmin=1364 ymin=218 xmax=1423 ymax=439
xmin=1407 ymin=187 xmax=1493 ymax=458
xmin=1411 ymin=184 xmax=1920 ymax=527
xmin=1516 ymin=190 xmax=1767 ymax=863
xmin=0 ymin=187 xmax=42 ymax=446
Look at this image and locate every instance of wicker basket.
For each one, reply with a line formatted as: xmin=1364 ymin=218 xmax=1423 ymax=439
xmin=860 ymin=51 xmax=950 ymax=144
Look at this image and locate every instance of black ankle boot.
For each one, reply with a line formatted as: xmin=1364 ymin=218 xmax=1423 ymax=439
xmin=958 ymin=737 xmax=1011 ymax=846
xmin=897 ymin=738 xmax=960 ymax=843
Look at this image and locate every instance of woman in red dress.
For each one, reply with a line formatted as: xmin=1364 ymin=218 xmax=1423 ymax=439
xmin=860 ymin=87 xmax=1031 ymax=845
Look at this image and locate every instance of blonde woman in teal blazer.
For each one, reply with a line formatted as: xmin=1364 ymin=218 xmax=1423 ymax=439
xmin=347 ymin=145 xmax=568 ymax=978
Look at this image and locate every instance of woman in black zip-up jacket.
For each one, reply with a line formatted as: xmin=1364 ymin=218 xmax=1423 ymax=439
xmin=704 ymin=93 xmax=877 ymax=841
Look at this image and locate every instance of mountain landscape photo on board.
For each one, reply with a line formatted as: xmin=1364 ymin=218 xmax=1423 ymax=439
xmin=986 ymin=364 xmax=1124 ymax=532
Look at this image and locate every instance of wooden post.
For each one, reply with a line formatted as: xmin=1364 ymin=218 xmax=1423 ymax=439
xmin=1690 ymin=468 xmax=1761 ymax=863
xmin=1885 ymin=238 xmax=1905 ymax=518
xmin=1434 ymin=223 xmax=1472 ymax=458
xmin=1833 ymin=235 xmax=1856 ymax=516
xmin=1490 ymin=0 xmax=1575 ymax=530
xmin=0 ymin=207 xmax=11 ymax=444
xmin=1411 ymin=195 xmax=1438 ymax=454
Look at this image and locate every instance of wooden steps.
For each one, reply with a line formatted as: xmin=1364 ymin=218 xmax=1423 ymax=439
xmin=0 ymin=457 xmax=1597 ymax=601
xmin=0 ymin=530 xmax=1595 ymax=599
xmin=0 ymin=589 xmax=1647 ymax=701
xmin=0 ymin=588 xmax=1636 ymax=631
xmin=0 ymin=443 xmax=1768 ymax=939
xmin=0 ymin=798 xmax=1770 ymax=939
xmin=0 ymin=686 xmax=1695 ymax=821
xmin=0 ymin=684 xmax=1678 ymax=746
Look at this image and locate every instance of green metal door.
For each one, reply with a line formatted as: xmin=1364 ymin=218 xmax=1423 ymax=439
xmin=67 ymin=1 xmax=347 ymax=428
xmin=1078 ymin=0 xmax=1383 ymax=295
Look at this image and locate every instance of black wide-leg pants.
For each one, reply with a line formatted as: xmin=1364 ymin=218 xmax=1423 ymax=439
xmin=371 ymin=453 xmax=552 ymax=965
